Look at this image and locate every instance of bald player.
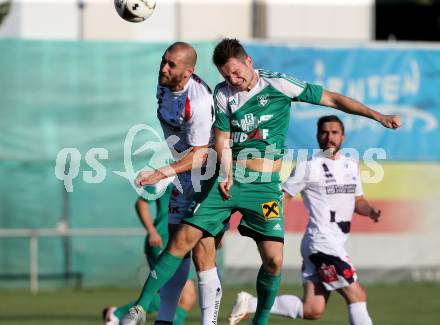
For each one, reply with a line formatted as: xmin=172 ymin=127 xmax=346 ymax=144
xmin=121 ymin=42 xmax=222 ymax=325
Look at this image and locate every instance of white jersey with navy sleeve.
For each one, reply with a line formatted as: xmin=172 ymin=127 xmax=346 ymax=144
xmin=156 ymin=74 xmax=215 ymax=224
xmin=157 ymin=74 xmax=215 ymax=157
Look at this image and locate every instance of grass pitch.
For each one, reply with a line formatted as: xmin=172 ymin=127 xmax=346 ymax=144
xmin=0 ymin=283 xmax=439 ymax=324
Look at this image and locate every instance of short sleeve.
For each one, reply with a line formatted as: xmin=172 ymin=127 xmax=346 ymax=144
xmin=261 ymin=70 xmax=322 ymax=104
xmin=282 ymin=161 xmax=309 ymax=197
xmin=213 ymin=83 xmax=231 ymax=132
xmin=295 ymin=83 xmax=323 ymax=104
xmin=186 ymin=95 xmax=215 ymax=147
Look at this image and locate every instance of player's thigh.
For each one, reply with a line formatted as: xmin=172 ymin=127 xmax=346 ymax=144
xmin=192 ymin=236 xmax=217 ymax=271
xmin=257 ymin=240 xmax=284 ymax=273
xmin=168 ymin=223 xmax=204 ymax=257
xmin=302 ymin=280 xmax=330 ymax=320
xmin=167 ymin=223 xmax=180 ymax=238
xmin=337 ymin=281 xmax=367 ymax=304
xmin=182 ymin=175 xmax=235 ymax=237
xmin=214 ymin=222 xmax=230 ymax=249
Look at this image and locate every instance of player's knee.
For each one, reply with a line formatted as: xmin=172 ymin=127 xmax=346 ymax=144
xmin=192 ymin=238 xmax=216 ymax=271
xmin=304 ymin=311 xmax=323 ymax=320
xmin=171 ymin=226 xmax=201 ymax=254
xmin=347 ymin=283 xmax=368 ymax=303
xmin=303 ymin=307 xmax=323 ymax=320
xmin=264 ymin=255 xmax=283 ymax=274
xmin=192 ymin=252 xmax=214 ymax=271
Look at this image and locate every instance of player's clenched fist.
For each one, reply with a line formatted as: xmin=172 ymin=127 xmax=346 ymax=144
xmin=380 ymin=114 xmax=401 ymax=129
xmin=135 ymin=170 xmax=163 ymax=187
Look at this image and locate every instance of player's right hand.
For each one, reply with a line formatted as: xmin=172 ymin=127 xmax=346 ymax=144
xmin=135 ymin=170 xmax=164 ymax=187
xmin=369 ymin=207 xmax=381 ymax=223
xmin=380 ymin=114 xmax=401 ymax=129
xmin=219 ymin=179 xmax=233 ymax=200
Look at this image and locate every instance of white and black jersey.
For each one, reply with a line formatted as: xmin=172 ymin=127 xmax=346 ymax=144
xmin=283 ymin=152 xmax=363 ymax=255
xmin=155 ymin=74 xmax=214 ymax=224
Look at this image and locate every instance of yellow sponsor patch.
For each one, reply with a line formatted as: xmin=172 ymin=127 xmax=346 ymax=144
xmin=261 ymin=201 xmax=280 ymax=220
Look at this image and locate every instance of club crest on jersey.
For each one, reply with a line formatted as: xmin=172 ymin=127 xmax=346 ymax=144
xmin=261 ymin=201 xmax=280 ymax=220
xmin=257 ymin=94 xmax=270 ymax=107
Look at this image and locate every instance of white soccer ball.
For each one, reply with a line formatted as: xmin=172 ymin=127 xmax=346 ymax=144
xmin=114 ymin=0 xmax=156 ymax=23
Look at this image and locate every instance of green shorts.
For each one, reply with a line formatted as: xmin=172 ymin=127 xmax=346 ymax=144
xmin=182 ymin=166 xmax=284 ymax=243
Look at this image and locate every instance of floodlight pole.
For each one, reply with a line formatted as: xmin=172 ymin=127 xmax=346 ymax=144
xmin=61 ymin=162 xmax=72 ymax=281
xmin=252 ymin=0 xmax=257 ymax=38
xmin=251 ymin=0 xmax=266 ymax=39
xmin=78 ymin=0 xmax=86 ymax=40
xmin=175 ymin=0 xmax=181 ymax=40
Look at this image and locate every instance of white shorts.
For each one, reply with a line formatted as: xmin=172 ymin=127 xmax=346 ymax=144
xmin=301 ymin=243 xmax=357 ymax=291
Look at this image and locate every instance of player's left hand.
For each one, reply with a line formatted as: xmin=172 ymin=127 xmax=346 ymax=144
xmin=135 ymin=170 xmax=164 ymax=187
xmin=148 ymin=230 xmax=163 ymax=248
xmin=380 ymin=114 xmax=401 ymax=129
xmin=219 ymin=179 xmax=233 ymax=200
xmin=369 ymin=207 xmax=381 ymax=223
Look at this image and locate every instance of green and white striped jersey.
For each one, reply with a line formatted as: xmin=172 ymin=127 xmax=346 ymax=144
xmin=214 ymin=69 xmax=323 ymax=160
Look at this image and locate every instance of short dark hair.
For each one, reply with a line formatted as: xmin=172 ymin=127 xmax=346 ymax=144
xmin=212 ymin=38 xmax=249 ymax=67
xmin=317 ymin=115 xmax=345 ymax=134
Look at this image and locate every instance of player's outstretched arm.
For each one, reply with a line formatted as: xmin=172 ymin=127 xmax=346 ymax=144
xmin=135 ymin=198 xmax=163 ymax=248
xmin=135 ymin=145 xmax=209 ymax=187
xmin=319 ymin=90 xmax=401 ymax=130
xmin=354 ymin=195 xmax=381 ymax=223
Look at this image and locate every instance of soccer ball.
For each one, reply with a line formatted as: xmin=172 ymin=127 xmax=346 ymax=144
xmin=114 ymin=0 xmax=156 ymax=23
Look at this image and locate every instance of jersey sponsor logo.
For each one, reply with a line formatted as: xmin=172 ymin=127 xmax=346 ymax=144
xmin=261 ymin=201 xmax=280 ymax=220
xmin=241 ymin=113 xmax=259 ymax=131
xmin=325 ymin=184 xmax=356 ymax=194
xmin=259 ymin=114 xmax=273 ymax=122
xmin=231 ymin=129 xmax=269 ymax=143
xmin=273 ymin=223 xmax=282 ymax=231
xmin=257 ymin=94 xmax=270 ymax=107
xmin=232 ymin=114 xmax=274 ymax=132
xmin=231 ymin=113 xmax=272 ymax=143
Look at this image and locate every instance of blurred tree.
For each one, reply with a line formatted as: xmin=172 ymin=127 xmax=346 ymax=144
xmin=0 ymin=0 xmax=11 ymax=26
